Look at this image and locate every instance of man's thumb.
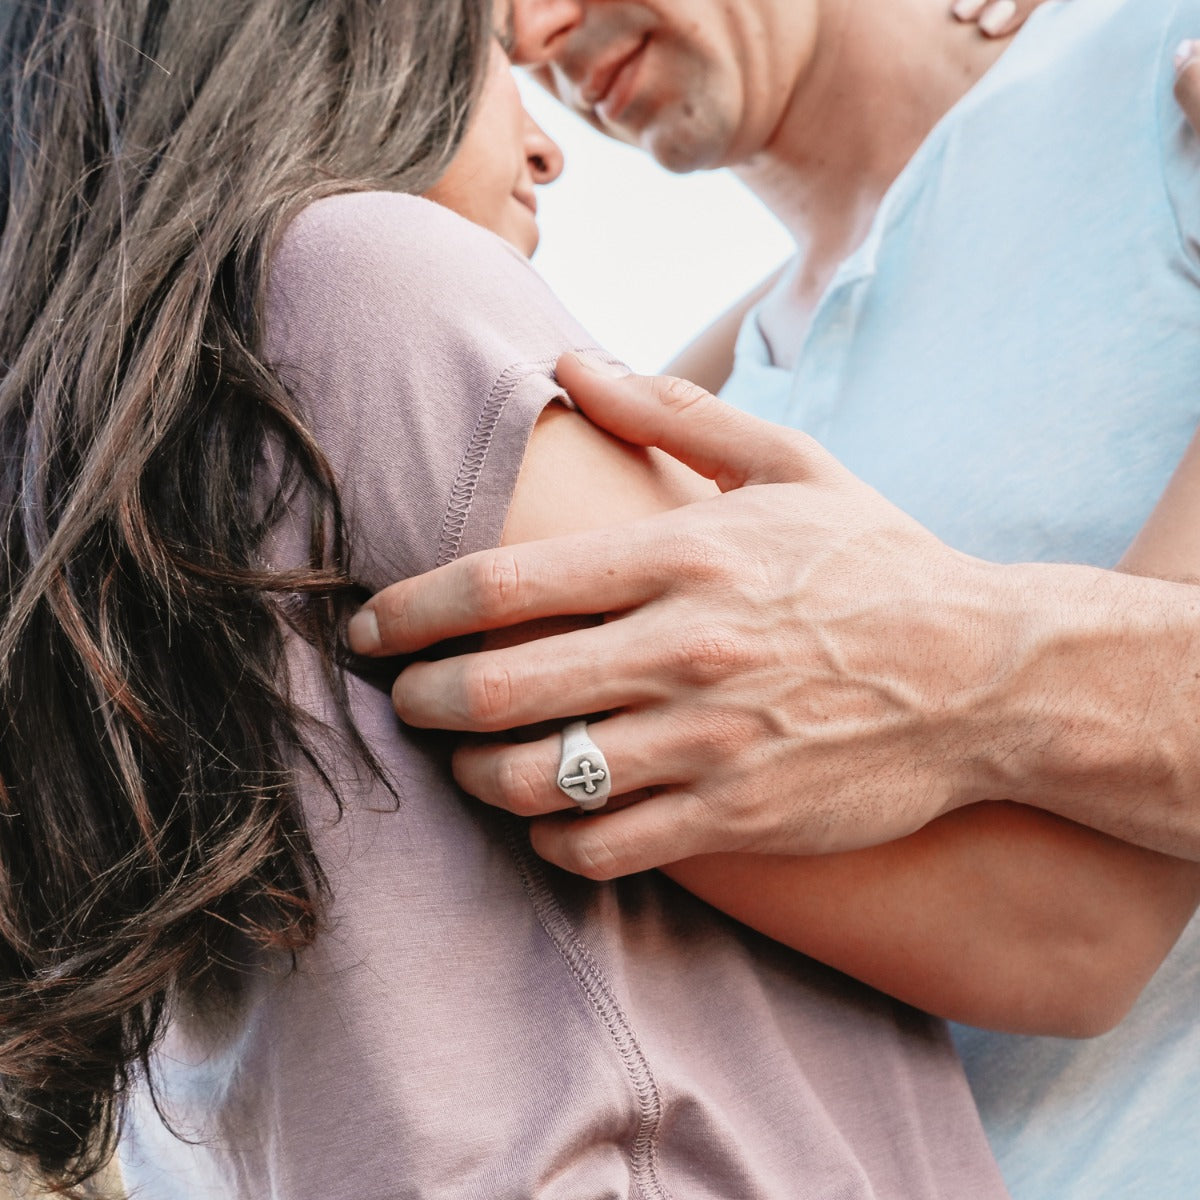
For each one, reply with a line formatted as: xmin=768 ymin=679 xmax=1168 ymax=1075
xmin=555 ymin=352 xmax=821 ymax=490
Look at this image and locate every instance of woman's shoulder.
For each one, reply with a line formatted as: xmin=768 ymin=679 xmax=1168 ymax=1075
xmin=266 ymin=190 xmax=593 ymax=373
xmin=285 ymin=188 xmax=455 ymax=236
xmin=261 ymin=192 xmax=602 ymax=585
xmin=277 ymin=191 xmax=509 ymax=274
xmin=273 ymin=192 xmax=554 ymax=317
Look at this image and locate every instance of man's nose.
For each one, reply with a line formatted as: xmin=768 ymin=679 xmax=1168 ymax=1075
xmin=510 ymin=0 xmax=585 ymax=65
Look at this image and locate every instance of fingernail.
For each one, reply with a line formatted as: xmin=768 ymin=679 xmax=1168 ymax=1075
xmin=348 ymin=608 xmax=380 ymax=654
xmin=1176 ymin=39 xmax=1197 ymax=71
xmin=565 ymin=353 xmax=629 ymax=379
xmin=952 ymin=0 xmax=987 ymax=21
xmin=978 ymin=0 xmax=1017 ymax=36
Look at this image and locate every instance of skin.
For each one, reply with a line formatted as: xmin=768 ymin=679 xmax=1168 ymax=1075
xmin=503 ymin=0 xmax=1011 ymax=326
xmin=662 ymin=267 xmax=781 ymax=393
xmin=953 ymin=0 xmax=1041 ymax=39
xmin=514 ymin=0 xmax=820 ymax=175
xmin=424 ymin=38 xmax=563 ymax=257
xmin=367 ymin=358 xmax=1200 ymax=1035
xmin=347 ymin=0 xmax=1200 ymax=1033
xmin=1177 ymin=39 xmax=1200 ymax=161
xmin=355 ymin=0 xmax=1200 ymax=856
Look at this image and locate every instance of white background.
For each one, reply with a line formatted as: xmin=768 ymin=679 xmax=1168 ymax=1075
xmin=518 ymin=78 xmax=794 ymax=373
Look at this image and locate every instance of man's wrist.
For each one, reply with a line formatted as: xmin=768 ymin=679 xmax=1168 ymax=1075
xmin=958 ymin=560 xmax=1200 ymax=858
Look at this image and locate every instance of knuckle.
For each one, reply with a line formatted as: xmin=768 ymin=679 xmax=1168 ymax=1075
xmin=465 ymin=552 xmax=524 ymax=622
xmin=373 ymin=588 xmax=415 ymax=647
xmin=790 ymin=429 xmax=824 ymax=461
xmin=494 ymin=754 xmax=549 ymax=817
xmin=665 ymin=532 xmax=730 ymax=586
xmin=781 ymin=429 xmax=829 ymax=478
xmin=669 ymin=623 xmax=746 ymax=680
xmin=562 ymin=827 xmax=623 ymax=881
xmin=654 ymin=374 xmax=712 ymax=416
xmin=460 ymin=661 xmax=515 ymax=729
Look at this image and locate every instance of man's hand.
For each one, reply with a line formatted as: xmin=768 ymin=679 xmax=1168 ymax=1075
xmin=951 ymin=0 xmax=1050 ymax=39
xmin=351 ymin=356 xmax=1026 ymax=879
xmin=1177 ymin=40 xmax=1200 ymax=128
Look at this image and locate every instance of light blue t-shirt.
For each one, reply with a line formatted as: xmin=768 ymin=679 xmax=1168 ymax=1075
xmin=722 ymin=0 xmax=1200 ymax=1195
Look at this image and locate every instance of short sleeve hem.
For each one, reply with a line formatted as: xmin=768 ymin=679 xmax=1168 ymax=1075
xmin=437 ymin=355 xmax=592 ymax=566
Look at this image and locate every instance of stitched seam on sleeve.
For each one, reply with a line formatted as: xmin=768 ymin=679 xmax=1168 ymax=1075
xmin=439 ymin=351 xmax=670 ymax=1195
xmin=437 ymin=356 xmax=557 ymax=567
xmin=436 ymin=349 xmax=619 ymax=567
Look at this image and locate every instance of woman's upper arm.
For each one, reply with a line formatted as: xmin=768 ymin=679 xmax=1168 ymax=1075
xmin=267 ymin=192 xmax=608 ymax=589
xmin=503 ymin=399 xmax=717 ymax=543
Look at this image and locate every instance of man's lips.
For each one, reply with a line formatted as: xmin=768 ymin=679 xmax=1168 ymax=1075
xmin=580 ymin=35 xmax=649 ymax=112
xmin=513 ymin=188 xmax=538 ymax=217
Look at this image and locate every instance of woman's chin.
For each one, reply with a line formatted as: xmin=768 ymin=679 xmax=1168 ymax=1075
xmin=504 ymin=205 xmax=540 ymax=258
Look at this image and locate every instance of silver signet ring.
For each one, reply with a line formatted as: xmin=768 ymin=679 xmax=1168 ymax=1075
xmin=557 ymin=720 xmax=611 ymax=811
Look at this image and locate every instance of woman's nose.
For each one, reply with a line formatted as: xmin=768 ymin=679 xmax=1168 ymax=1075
xmin=524 ymin=114 xmax=564 ymax=184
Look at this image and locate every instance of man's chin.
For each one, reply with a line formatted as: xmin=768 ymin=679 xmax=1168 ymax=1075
xmin=640 ymin=114 xmax=729 ymax=175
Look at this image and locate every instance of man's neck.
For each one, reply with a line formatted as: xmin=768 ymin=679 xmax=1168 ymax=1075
xmin=737 ymin=0 xmax=1013 ymax=262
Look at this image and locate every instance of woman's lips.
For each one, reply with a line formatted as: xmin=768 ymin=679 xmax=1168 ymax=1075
xmin=513 ymin=188 xmax=538 ymax=217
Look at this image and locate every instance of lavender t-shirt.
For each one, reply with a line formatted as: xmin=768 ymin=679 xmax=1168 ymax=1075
xmin=117 ymin=192 xmax=1006 ymax=1200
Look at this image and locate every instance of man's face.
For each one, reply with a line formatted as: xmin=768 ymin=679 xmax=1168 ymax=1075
xmin=509 ymin=0 xmax=811 ymax=174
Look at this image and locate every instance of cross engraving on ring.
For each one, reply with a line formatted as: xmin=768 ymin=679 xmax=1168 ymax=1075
xmin=560 ymin=758 xmax=607 ymax=795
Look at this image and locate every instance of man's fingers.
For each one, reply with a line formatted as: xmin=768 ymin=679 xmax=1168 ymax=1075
xmin=976 ymin=0 xmax=1017 ymax=37
xmin=349 ymin=525 xmax=666 ymax=656
xmin=1176 ymin=41 xmax=1200 ymax=130
xmin=393 ymin=620 xmax=665 ymax=731
xmin=555 ymin=353 xmax=826 ymax=491
xmin=950 ymin=0 xmax=987 ymax=21
xmin=529 ymin=790 xmax=716 ymax=879
xmin=951 ymin=0 xmax=1028 ymax=37
xmin=451 ymin=710 xmax=695 ymax=817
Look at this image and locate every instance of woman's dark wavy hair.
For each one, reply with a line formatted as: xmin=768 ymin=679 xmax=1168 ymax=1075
xmin=0 ymin=0 xmax=489 ymax=1190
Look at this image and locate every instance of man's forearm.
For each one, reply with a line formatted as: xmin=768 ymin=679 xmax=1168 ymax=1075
xmin=966 ymin=561 xmax=1200 ymax=858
